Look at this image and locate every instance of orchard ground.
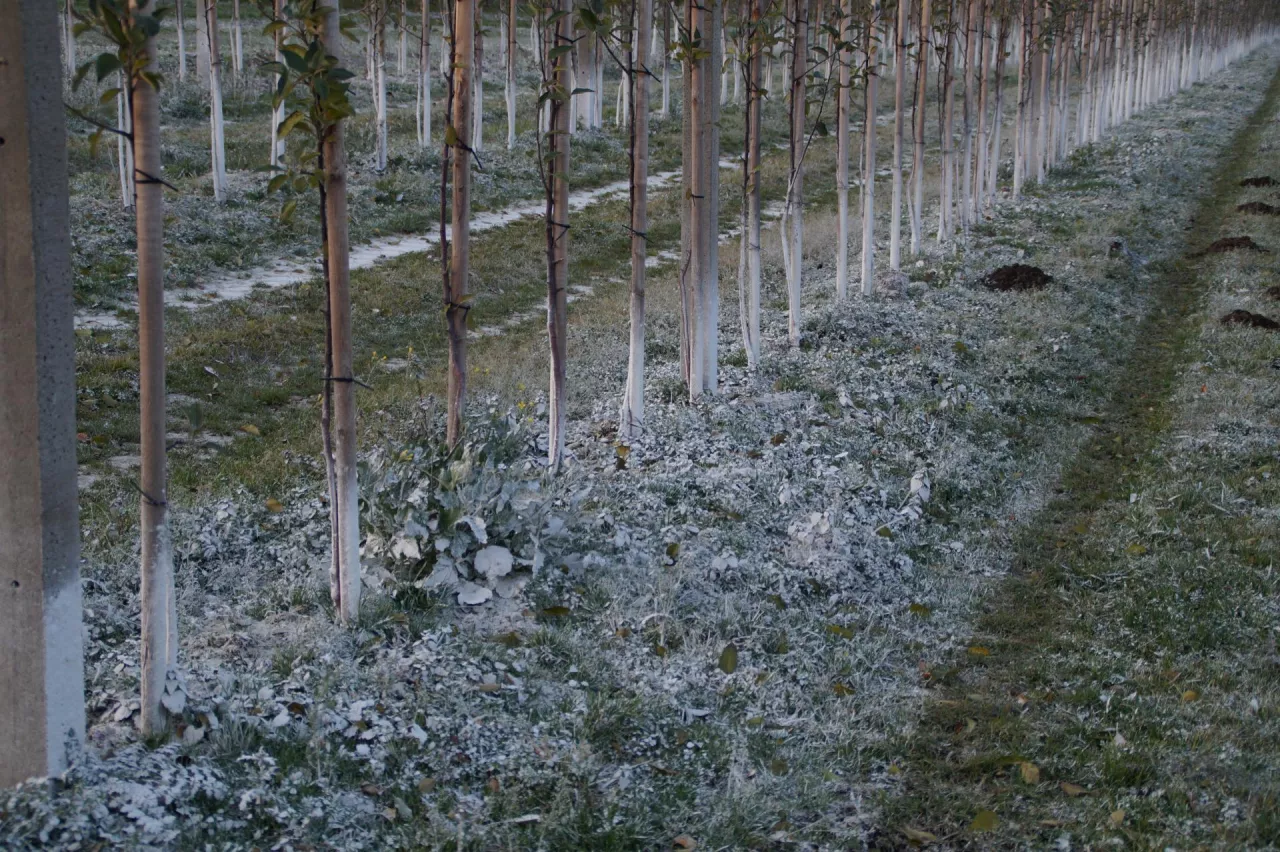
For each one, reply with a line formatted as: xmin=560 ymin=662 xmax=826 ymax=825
xmin=2 ymin=15 xmax=1278 ymax=852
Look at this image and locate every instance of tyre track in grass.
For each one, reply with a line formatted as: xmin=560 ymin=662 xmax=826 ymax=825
xmin=874 ymin=57 xmax=1280 ymax=850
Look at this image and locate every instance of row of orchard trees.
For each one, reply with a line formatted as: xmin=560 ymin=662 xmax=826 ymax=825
xmin=2 ymin=0 xmax=1274 ymax=780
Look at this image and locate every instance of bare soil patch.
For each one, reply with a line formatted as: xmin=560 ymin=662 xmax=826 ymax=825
xmin=1237 ymin=200 xmax=1280 ymax=214
xmin=980 ymin=263 xmax=1053 ymax=292
xmin=1191 ymin=235 xmax=1270 ymax=256
xmin=1264 ymin=284 xmax=1280 ymax=299
xmin=1240 ymin=175 xmax=1276 ymax=187
xmin=1221 ymin=308 xmax=1280 ymax=329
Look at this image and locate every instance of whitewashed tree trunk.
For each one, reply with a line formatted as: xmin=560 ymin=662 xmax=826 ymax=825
xmin=860 ymin=0 xmax=879 ymax=294
xmin=203 ymin=0 xmax=228 ymax=202
xmin=910 ymin=0 xmax=930 ymax=253
xmin=739 ymin=0 xmax=763 ymax=367
xmin=783 ymin=0 xmax=806 ymax=344
xmin=271 ymin=0 xmax=285 ymax=167
xmin=620 ymin=0 xmax=653 ymax=439
xmin=890 ymin=0 xmax=907 ymax=269
xmin=836 ymin=0 xmax=851 ymax=297
xmin=417 ymin=0 xmax=432 ymax=148
xmin=130 ymin=0 xmax=177 ymax=737
xmin=195 ymin=0 xmax=210 ymax=85
xmin=320 ymin=0 xmax=361 ymax=623
xmin=506 ymin=0 xmax=516 ymax=148
xmin=547 ymin=0 xmax=571 ymax=468
xmin=375 ymin=3 xmax=389 ymax=171
xmin=231 ymin=0 xmax=243 ymax=76
xmin=116 ymin=72 xmax=135 ymax=210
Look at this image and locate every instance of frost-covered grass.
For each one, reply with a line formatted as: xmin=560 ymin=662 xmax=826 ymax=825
xmin=26 ymin=21 xmax=1280 ymax=852
xmin=876 ymin=51 xmax=1280 ymax=849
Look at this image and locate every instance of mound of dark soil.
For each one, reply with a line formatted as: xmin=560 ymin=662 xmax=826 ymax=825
xmin=1237 ymin=201 xmax=1280 ymax=215
xmin=1240 ymin=176 xmax=1277 ymax=187
xmin=1221 ymin=310 xmax=1280 ymax=330
xmin=981 ymin=264 xmax=1053 ymax=292
xmin=1265 ymin=285 xmax=1280 ymax=300
xmin=1192 ymin=236 xmax=1270 ymax=257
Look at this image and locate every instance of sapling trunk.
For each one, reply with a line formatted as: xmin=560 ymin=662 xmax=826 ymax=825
xmin=784 ymin=0 xmax=806 ymax=344
xmin=321 ymin=0 xmax=361 ymax=624
xmin=890 ymin=0 xmax=907 ymax=269
xmin=836 ymin=0 xmax=851 ymax=295
xmin=546 ymin=0 xmax=570 ymax=468
xmin=620 ymin=0 xmax=653 ymax=439
xmin=910 ymin=0 xmax=929 ymax=253
xmin=860 ymin=0 xmax=879 ymax=294
xmin=130 ymin=0 xmax=176 ymax=737
xmin=446 ymin=0 xmax=472 ymax=448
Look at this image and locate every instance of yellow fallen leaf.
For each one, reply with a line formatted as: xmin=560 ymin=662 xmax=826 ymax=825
xmin=1182 ymin=689 xmax=1200 ymax=702
xmin=417 ymin=777 xmax=436 ymax=793
xmin=1061 ymin=782 xmax=1087 ymax=797
xmin=1125 ymin=542 xmax=1148 ymax=556
xmin=969 ymin=810 xmax=998 ymax=832
xmin=1019 ymin=762 xmax=1041 ymax=784
xmin=968 ymin=646 xmax=991 ymax=657
xmin=902 ymin=826 xmax=937 ymax=844
xmin=265 ymin=498 xmax=284 ymax=513
xmin=240 ymin=424 xmax=261 ymax=436
xmin=1109 ymin=809 xmax=1125 ymax=827
xmin=399 ymin=449 xmax=414 ymax=461
xmin=672 ymin=835 xmax=697 ymax=850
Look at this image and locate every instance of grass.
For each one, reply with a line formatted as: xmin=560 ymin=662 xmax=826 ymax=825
xmin=874 ymin=58 xmax=1280 ymax=850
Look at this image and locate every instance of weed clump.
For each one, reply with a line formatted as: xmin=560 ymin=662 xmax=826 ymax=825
xmin=981 ymin=264 xmax=1053 ymax=292
xmin=1220 ymin=309 xmax=1280 ymax=330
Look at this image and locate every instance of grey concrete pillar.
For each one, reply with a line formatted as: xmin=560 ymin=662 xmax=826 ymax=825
xmin=0 ymin=0 xmax=86 ymax=787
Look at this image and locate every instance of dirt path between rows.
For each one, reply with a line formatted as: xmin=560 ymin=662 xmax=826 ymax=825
xmin=873 ymin=59 xmax=1280 ymax=850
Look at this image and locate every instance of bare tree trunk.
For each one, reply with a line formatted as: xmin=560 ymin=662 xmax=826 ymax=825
xmin=910 ymin=0 xmax=930 ymax=254
xmin=506 ymin=0 xmax=516 ymax=147
xmin=203 ymin=0 xmax=227 ymax=202
xmin=860 ymin=0 xmax=879 ymax=294
xmin=321 ymin=0 xmax=361 ymax=624
xmin=447 ymin=0 xmax=472 ymax=447
xmin=128 ymin=0 xmax=176 ymax=737
xmin=1034 ymin=0 xmax=1049 ymax=182
xmin=890 ymin=0 xmax=907 ymax=269
xmin=784 ymin=0 xmax=806 ymax=345
xmin=547 ymin=0 xmax=570 ymax=468
xmin=836 ymin=0 xmax=851 ymax=296
xmin=620 ymin=0 xmax=652 ymax=439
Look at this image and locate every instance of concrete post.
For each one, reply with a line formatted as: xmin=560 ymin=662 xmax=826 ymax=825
xmin=0 ymin=0 xmax=86 ymax=787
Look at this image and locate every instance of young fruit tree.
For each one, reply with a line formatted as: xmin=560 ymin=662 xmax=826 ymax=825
xmin=74 ymin=0 xmax=179 ymax=733
xmin=536 ymin=0 xmax=571 ymax=468
xmin=443 ymin=0 xmax=474 ymax=448
xmin=262 ymin=0 xmax=362 ymax=622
